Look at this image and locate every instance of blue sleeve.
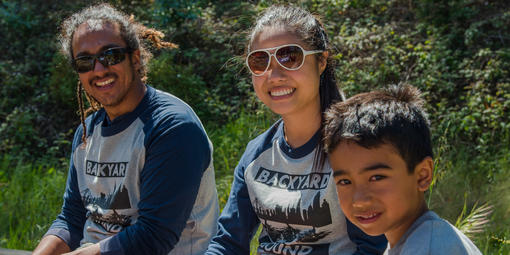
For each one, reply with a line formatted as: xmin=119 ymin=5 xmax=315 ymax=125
xmin=346 ymin=217 xmax=387 ymax=254
xmin=45 ymin=128 xmax=87 ymax=250
xmin=206 ymin=146 xmax=260 ymax=255
xmin=101 ymin=121 xmax=211 ymax=255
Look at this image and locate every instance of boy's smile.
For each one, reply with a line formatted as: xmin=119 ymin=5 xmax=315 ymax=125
xmin=329 ymin=141 xmax=432 ymax=246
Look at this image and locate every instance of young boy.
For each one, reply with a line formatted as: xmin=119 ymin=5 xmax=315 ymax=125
xmin=323 ymin=85 xmax=482 ymax=254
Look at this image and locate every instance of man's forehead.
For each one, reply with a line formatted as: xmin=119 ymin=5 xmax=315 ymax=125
xmin=72 ymin=20 xmax=124 ymax=56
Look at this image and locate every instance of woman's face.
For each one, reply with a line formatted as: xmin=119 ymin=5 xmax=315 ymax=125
xmin=249 ymin=27 xmax=327 ymax=118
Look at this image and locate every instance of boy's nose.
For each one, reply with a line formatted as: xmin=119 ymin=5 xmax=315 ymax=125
xmin=352 ymin=188 xmax=372 ymax=208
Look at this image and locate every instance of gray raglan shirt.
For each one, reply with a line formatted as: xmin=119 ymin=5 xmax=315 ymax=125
xmin=207 ymin=120 xmax=387 ymax=255
xmin=384 ymin=211 xmax=482 ymax=255
xmin=45 ymin=85 xmax=219 ymax=255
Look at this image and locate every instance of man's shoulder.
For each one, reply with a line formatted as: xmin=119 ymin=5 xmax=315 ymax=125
xmin=400 ymin=211 xmax=481 ymax=255
xmin=143 ymin=86 xmax=202 ymax=126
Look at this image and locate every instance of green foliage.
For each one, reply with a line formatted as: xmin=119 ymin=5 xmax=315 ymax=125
xmin=0 ymin=0 xmax=509 ymax=253
xmin=148 ymin=51 xmax=216 ymax=121
xmin=0 ymin=156 xmax=66 ymax=249
xmin=148 ymin=0 xmax=258 ymax=123
xmin=153 ymin=0 xmax=202 ymax=28
xmin=0 ymin=107 xmax=46 ymax=160
xmin=47 ymin=53 xmax=78 ymax=111
xmin=428 ymin=140 xmax=510 ymax=252
xmin=210 ymin=110 xmax=275 ymax=209
xmin=208 ymin=111 xmax=274 ymax=255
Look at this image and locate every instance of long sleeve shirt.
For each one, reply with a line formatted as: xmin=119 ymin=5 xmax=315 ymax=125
xmin=46 ymin=85 xmax=219 ymax=255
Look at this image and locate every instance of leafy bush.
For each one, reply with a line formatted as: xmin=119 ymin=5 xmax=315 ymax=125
xmin=0 ymin=0 xmax=509 ymax=253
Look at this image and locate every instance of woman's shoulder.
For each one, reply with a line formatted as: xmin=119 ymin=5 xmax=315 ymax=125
xmin=235 ymin=119 xmax=283 ymax=169
xmin=245 ymin=119 xmax=283 ymax=151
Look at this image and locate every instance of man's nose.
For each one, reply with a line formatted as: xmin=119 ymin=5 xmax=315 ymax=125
xmin=92 ymin=58 xmax=108 ymax=72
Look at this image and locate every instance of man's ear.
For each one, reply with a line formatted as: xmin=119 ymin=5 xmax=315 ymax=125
xmin=414 ymin=157 xmax=434 ymax=192
xmin=131 ymin=49 xmax=141 ymax=70
xmin=319 ymin=51 xmax=329 ymax=74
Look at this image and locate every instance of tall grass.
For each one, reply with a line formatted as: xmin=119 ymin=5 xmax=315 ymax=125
xmin=0 ymin=112 xmax=509 ymax=253
xmin=0 ymin=156 xmax=66 ymax=249
xmin=209 ymin=110 xmax=276 ymax=209
xmin=428 ymin=136 xmax=510 ymax=254
xmin=208 ymin=111 xmax=275 ymax=254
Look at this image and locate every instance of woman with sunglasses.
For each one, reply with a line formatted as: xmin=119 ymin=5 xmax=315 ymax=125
xmin=207 ymin=5 xmax=387 ymax=255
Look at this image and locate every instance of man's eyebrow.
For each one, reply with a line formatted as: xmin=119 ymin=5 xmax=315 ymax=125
xmin=75 ymin=44 xmax=123 ymax=58
xmin=333 ymin=163 xmax=391 ymax=177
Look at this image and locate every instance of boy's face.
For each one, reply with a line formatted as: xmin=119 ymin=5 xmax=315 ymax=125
xmin=329 ymin=141 xmax=432 ymax=245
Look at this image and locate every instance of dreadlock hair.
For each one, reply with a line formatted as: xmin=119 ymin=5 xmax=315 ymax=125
xmin=247 ymin=5 xmax=343 ymax=172
xmin=61 ymin=3 xmax=177 ymax=145
xmin=323 ymin=85 xmax=433 ymax=173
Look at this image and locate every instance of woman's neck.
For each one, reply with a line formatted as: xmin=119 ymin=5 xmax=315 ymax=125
xmin=282 ymin=109 xmax=322 ymax=148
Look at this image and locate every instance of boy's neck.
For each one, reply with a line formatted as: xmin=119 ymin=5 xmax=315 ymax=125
xmin=386 ymin=201 xmax=429 ymax=248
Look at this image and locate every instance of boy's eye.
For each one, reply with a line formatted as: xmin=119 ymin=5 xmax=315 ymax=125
xmin=337 ymin=179 xmax=351 ymax=186
xmin=369 ymin=175 xmax=386 ymax=181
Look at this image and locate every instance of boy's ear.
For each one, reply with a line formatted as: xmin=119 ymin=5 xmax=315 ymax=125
xmin=414 ymin=157 xmax=434 ymax=192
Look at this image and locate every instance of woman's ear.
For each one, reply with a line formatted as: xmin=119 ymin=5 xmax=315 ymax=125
xmin=415 ymin=157 xmax=434 ymax=192
xmin=319 ymin=51 xmax=329 ymax=74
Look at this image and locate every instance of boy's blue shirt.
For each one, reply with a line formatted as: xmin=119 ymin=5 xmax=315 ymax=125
xmin=384 ymin=210 xmax=482 ymax=255
xmin=45 ymin=85 xmax=219 ymax=255
xmin=207 ymin=120 xmax=387 ymax=255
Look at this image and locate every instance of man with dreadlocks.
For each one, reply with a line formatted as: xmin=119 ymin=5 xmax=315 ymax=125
xmin=33 ymin=3 xmax=219 ymax=255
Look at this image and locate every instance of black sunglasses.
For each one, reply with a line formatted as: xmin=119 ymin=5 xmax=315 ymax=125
xmin=73 ymin=47 xmax=132 ymax=73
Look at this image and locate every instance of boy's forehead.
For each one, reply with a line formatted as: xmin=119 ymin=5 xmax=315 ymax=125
xmin=330 ymin=141 xmax=406 ymax=174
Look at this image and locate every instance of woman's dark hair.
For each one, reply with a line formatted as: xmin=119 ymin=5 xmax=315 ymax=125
xmin=59 ymin=3 xmax=177 ymax=145
xmin=248 ymin=5 xmax=343 ymax=172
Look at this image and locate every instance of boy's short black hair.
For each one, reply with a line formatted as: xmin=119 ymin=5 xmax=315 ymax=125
xmin=323 ymin=85 xmax=433 ymax=173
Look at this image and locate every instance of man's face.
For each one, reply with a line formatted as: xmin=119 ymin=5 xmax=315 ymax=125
xmin=72 ymin=21 xmax=141 ymax=119
xmin=329 ymin=141 xmax=431 ymax=245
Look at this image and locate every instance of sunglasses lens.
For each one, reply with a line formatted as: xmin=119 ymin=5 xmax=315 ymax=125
xmin=247 ymin=51 xmax=270 ymax=75
xmin=74 ymin=48 xmax=127 ymax=73
xmin=101 ymin=48 xmax=126 ymax=66
xmin=276 ymin=46 xmax=303 ymax=69
xmin=74 ymin=57 xmax=95 ymax=73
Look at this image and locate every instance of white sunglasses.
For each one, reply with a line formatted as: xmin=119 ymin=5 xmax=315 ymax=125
xmin=246 ymin=44 xmax=324 ymax=76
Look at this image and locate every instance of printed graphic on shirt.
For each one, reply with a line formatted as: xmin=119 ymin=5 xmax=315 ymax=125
xmin=258 ymin=237 xmax=329 ymax=255
xmin=254 ymin=167 xmax=330 ymax=190
xmin=88 ymin=207 xmax=132 ymax=233
xmin=253 ymin=167 xmax=333 ymax=255
xmin=82 ymin=183 xmax=133 ymax=233
xmin=85 ymin=160 xmax=128 ymax=177
xmin=82 ymin=184 xmax=131 ymax=210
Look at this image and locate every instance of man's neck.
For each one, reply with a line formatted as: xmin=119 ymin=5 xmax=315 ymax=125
xmin=105 ymin=80 xmax=146 ymax=121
